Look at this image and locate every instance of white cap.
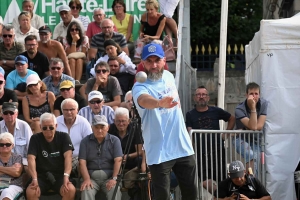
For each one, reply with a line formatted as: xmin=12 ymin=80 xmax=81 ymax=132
xmin=59 ymin=5 xmax=70 ymax=12
xmin=26 ymin=74 xmax=40 ymax=86
xmin=88 ymin=91 xmax=103 ymax=102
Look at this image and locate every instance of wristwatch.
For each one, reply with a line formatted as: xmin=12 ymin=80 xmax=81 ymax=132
xmin=112 ymin=176 xmax=117 ymax=180
xmin=2 ymin=60 xmax=6 ymax=65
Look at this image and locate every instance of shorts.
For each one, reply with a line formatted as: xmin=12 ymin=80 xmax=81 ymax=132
xmin=0 ymin=185 xmax=23 ymax=199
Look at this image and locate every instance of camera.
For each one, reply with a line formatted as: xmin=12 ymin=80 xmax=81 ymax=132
xmin=232 ymin=192 xmax=240 ymax=200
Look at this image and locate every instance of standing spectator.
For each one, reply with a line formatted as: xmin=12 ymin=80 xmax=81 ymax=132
xmin=0 ymin=73 xmax=18 ymax=117
xmin=0 ymin=25 xmax=25 ymax=75
xmin=111 ymin=0 xmax=134 ymax=58
xmin=79 ymin=115 xmax=122 ymax=200
xmin=78 ymin=91 xmax=115 ymax=125
xmin=42 ymin=58 xmax=75 ymax=97
xmin=68 ymin=0 xmax=90 ymax=31
xmin=20 ymin=35 xmax=49 ymax=79
xmin=63 ymin=21 xmax=88 ymax=82
xmin=38 ymin=26 xmax=72 ymax=76
xmin=22 ymin=74 xmax=55 ymax=134
xmin=25 ymin=113 xmax=76 ymax=200
xmin=12 ymin=0 xmax=45 ymax=30
xmin=53 ymin=80 xmax=87 ymax=116
xmin=14 ymin=11 xmax=39 ymax=45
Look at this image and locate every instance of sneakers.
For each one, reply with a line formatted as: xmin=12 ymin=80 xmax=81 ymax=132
xmin=75 ymin=80 xmax=81 ymax=85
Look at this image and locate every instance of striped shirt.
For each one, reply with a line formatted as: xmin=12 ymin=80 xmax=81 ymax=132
xmin=78 ymin=105 xmax=115 ymax=125
xmin=42 ymin=74 xmax=75 ymax=96
xmin=75 ymin=15 xmax=91 ymax=31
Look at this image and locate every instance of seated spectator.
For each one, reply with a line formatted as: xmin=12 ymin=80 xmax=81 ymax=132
xmin=79 ymin=115 xmax=122 ymax=200
xmin=22 ymin=74 xmax=55 ymax=134
xmin=56 ymin=98 xmax=92 ymax=176
xmin=0 ymin=25 xmax=25 ymax=75
xmin=15 ymin=11 xmax=39 ymax=45
xmin=20 ymin=35 xmax=49 ymax=79
xmin=91 ymin=39 xmax=136 ymax=77
xmin=120 ymin=90 xmax=134 ymax=118
xmin=215 ymin=160 xmax=271 ymax=200
xmin=53 ymin=5 xmax=84 ymax=43
xmin=5 ymin=55 xmax=38 ymax=101
xmin=0 ymin=16 xmax=3 ymax=41
xmin=63 ymin=21 xmax=88 ymax=82
xmin=78 ymin=91 xmax=115 ymax=125
xmin=0 ymin=102 xmax=32 ymax=166
xmin=134 ymin=0 xmax=166 ymax=59
xmin=42 ymin=58 xmax=75 ymax=97
xmin=0 ymin=73 xmax=18 ymax=118
xmin=111 ymin=0 xmax=134 ymax=58
xmin=0 ymin=132 xmax=23 ymax=200
xmin=80 ymin=61 xmax=122 ymax=109
xmin=12 ymin=0 xmax=44 ymax=30
xmin=38 ymin=26 xmax=72 ymax=76
xmin=68 ymin=0 xmax=90 ymax=31
xmin=26 ymin=112 xmax=76 ymax=200
xmin=109 ymin=107 xmax=143 ymax=170
xmin=86 ymin=8 xmax=118 ymax=44
xmin=54 ymin=80 xmax=87 ymax=116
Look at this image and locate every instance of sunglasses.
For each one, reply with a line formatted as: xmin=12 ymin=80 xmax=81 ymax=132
xmin=89 ymin=100 xmax=102 ymax=104
xmin=51 ymin=67 xmax=61 ymax=71
xmin=60 ymin=88 xmax=72 ymax=92
xmin=0 ymin=143 xmax=12 ymax=147
xmin=96 ymin=69 xmax=108 ymax=74
xmin=42 ymin=126 xmax=55 ymax=131
xmin=0 ymin=81 xmax=4 ymax=85
xmin=70 ymin=28 xmax=79 ymax=32
xmin=3 ymin=34 xmax=13 ymax=38
xmin=71 ymin=6 xmax=80 ymax=10
xmin=28 ymin=83 xmax=38 ymax=87
xmin=3 ymin=111 xmax=15 ymax=115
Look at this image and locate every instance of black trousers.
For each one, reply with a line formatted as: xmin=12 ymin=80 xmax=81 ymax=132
xmin=148 ymin=155 xmax=197 ymax=200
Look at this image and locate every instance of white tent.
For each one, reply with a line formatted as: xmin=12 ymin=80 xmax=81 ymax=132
xmin=245 ymin=13 xmax=300 ymax=200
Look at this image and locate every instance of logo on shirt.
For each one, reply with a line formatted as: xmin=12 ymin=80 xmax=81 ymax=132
xmin=69 ymin=144 xmax=72 ymax=147
xmin=42 ymin=151 xmax=48 ymax=157
xmin=248 ymin=185 xmax=255 ymax=191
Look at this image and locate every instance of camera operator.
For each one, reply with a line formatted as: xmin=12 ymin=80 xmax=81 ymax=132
xmin=215 ymin=160 xmax=271 ymax=200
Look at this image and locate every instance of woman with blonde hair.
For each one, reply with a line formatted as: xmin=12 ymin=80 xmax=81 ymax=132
xmin=15 ymin=11 xmax=39 ymax=44
xmin=22 ymin=74 xmax=55 ymax=133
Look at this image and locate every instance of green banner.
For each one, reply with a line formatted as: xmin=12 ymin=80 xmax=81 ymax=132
xmin=0 ymin=0 xmax=146 ymax=40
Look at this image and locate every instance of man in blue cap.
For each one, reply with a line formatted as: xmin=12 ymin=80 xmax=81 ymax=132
xmin=132 ymin=43 xmax=197 ymax=200
xmin=5 ymin=55 xmax=38 ymax=101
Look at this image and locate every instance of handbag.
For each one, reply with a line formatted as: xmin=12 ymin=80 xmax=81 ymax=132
xmin=162 ymin=35 xmax=176 ymax=61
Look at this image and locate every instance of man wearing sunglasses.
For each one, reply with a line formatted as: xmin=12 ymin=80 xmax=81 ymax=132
xmin=79 ymin=115 xmax=123 ymax=200
xmin=0 ymin=25 xmax=25 ymax=76
xmin=78 ymin=91 xmax=115 ymax=125
xmin=26 ymin=112 xmax=76 ymax=200
xmin=53 ymin=80 xmax=87 ymax=117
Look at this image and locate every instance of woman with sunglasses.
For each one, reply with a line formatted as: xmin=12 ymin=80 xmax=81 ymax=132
xmin=90 ymin=39 xmax=136 ymax=77
xmin=0 ymin=132 xmax=24 ymax=199
xmin=69 ymin=0 xmax=90 ymax=31
xmin=22 ymin=74 xmax=55 ymax=134
xmin=63 ymin=21 xmax=88 ymax=83
xmin=15 ymin=11 xmax=39 ymax=44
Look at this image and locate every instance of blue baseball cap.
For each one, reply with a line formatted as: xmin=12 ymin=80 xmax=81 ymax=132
xmin=142 ymin=43 xmax=165 ymax=60
xmin=15 ymin=55 xmax=28 ymax=65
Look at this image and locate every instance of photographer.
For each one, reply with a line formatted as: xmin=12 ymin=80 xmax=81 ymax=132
xmin=215 ymin=160 xmax=271 ymax=200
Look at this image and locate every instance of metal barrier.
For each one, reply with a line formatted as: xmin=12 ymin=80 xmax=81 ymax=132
xmin=189 ymin=130 xmax=265 ymax=200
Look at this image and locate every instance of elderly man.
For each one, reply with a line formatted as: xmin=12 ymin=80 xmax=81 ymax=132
xmin=38 ymin=25 xmax=72 ymax=76
xmin=20 ymin=35 xmax=49 ymax=79
xmin=79 ymin=115 xmax=122 ymax=200
xmin=26 ymin=112 xmax=76 ymax=200
xmin=88 ymin=18 xmax=128 ymax=60
xmin=215 ymin=160 xmax=271 ymax=200
xmin=53 ymin=80 xmax=87 ymax=116
xmin=80 ymin=61 xmax=122 ymax=109
xmin=42 ymin=58 xmax=75 ymax=97
xmin=0 ymin=73 xmax=18 ymax=117
xmin=5 ymin=55 xmax=38 ymax=101
xmin=12 ymin=0 xmax=45 ymax=30
xmin=53 ymin=5 xmax=84 ymax=42
xmin=56 ymin=98 xmax=92 ymax=175
xmin=0 ymin=25 xmax=25 ymax=75
xmin=0 ymin=102 xmax=32 ymax=166
xmin=78 ymin=91 xmax=115 ymax=125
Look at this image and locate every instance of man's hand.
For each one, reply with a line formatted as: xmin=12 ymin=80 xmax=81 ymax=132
xmin=106 ymin=179 xmax=116 ymax=191
xmin=80 ymin=179 xmax=94 ymax=191
xmin=239 ymin=194 xmax=250 ymax=200
xmin=158 ymin=96 xmax=178 ymax=109
xmin=29 ymin=179 xmax=40 ymax=196
xmin=113 ymin=56 xmax=125 ymax=65
xmin=61 ymin=176 xmax=71 ymax=195
xmin=247 ymin=95 xmax=256 ymax=110
xmin=95 ymin=75 xmax=106 ymax=85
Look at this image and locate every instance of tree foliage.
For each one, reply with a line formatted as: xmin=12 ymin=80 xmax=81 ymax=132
xmin=190 ymin=0 xmax=262 ymax=46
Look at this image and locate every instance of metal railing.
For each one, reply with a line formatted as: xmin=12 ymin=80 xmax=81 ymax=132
xmin=189 ymin=130 xmax=265 ymax=200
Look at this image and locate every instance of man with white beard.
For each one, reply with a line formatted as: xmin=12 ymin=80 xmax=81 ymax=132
xmin=37 ymin=25 xmax=72 ymax=76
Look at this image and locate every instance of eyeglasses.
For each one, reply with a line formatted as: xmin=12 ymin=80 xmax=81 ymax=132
xmin=0 ymin=81 xmax=4 ymax=85
xmin=28 ymin=83 xmax=38 ymax=87
xmin=94 ymin=14 xmax=104 ymax=17
xmin=62 ymin=108 xmax=76 ymax=112
xmin=70 ymin=28 xmax=79 ymax=32
xmin=0 ymin=143 xmax=12 ymax=147
xmin=51 ymin=67 xmax=61 ymax=71
xmin=97 ymin=144 xmax=102 ymax=156
xmin=26 ymin=44 xmax=37 ymax=47
xmin=3 ymin=111 xmax=15 ymax=115
xmin=89 ymin=100 xmax=102 ymax=104
xmin=95 ymin=69 xmax=108 ymax=74
xmin=101 ymin=26 xmax=112 ymax=29
xmin=60 ymin=88 xmax=72 ymax=92
xmin=195 ymin=93 xmax=208 ymax=97
xmin=71 ymin=6 xmax=80 ymax=10
xmin=3 ymin=34 xmax=13 ymax=38
xmin=115 ymin=120 xmax=127 ymax=124
xmin=42 ymin=126 xmax=55 ymax=131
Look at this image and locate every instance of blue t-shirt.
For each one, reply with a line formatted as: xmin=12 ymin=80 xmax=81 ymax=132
xmin=5 ymin=69 xmax=38 ymax=90
xmin=132 ymin=70 xmax=194 ymax=165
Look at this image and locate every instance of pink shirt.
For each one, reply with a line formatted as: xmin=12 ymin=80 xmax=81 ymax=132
xmin=86 ymin=22 xmax=118 ymax=39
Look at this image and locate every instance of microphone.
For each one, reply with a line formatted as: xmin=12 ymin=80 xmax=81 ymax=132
xmin=135 ymin=71 xmax=147 ymax=83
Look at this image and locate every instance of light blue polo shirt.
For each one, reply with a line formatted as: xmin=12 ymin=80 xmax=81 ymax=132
xmin=5 ymin=69 xmax=38 ymax=90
